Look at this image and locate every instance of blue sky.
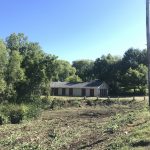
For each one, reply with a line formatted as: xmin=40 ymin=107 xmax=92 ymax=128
xmin=0 ymin=0 xmax=146 ymax=62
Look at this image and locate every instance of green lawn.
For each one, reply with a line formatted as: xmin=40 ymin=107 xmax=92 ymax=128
xmin=0 ymin=97 xmax=150 ymax=150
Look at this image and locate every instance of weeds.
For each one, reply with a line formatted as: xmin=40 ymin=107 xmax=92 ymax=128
xmin=0 ymin=97 xmax=149 ymax=150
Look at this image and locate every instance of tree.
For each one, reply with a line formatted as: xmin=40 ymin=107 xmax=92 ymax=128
xmin=72 ymin=59 xmax=94 ymax=81
xmin=93 ymin=54 xmax=121 ymax=95
xmin=138 ymin=49 xmax=147 ymax=66
xmin=6 ymin=33 xmax=28 ymax=54
xmin=122 ymin=64 xmax=148 ymax=95
xmin=17 ymin=42 xmax=58 ymax=101
xmin=7 ymin=50 xmax=25 ymax=84
xmin=121 ymin=48 xmax=144 ymax=72
xmin=65 ymin=75 xmax=82 ymax=82
xmin=54 ymin=60 xmax=76 ymax=81
xmin=0 ymin=40 xmax=8 ymax=99
xmin=5 ymin=50 xmax=25 ymax=102
xmin=5 ymin=33 xmax=59 ymax=102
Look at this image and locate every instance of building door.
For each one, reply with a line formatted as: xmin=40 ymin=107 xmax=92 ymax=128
xmin=82 ymin=89 xmax=86 ymax=96
xmin=62 ymin=88 xmax=66 ymax=96
xmin=90 ymin=89 xmax=94 ymax=97
xmin=69 ymin=88 xmax=73 ymax=96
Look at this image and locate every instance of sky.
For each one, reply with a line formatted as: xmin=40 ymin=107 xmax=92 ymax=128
xmin=0 ymin=0 xmax=146 ymax=62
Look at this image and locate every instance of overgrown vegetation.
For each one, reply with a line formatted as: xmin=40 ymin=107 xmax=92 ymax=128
xmin=0 ymin=97 xmax=149 ymax=149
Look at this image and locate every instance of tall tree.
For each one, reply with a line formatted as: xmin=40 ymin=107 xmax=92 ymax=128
xmin=72 ymin=59 xmax=94 ymax=81
xmin=6 ymin=33 xmax=28 ymax=53
xmin=6 ymin=50 xmax=25 ymax=102
xmin=54 ymin=60 xmax=76 ymax=81
xmin=94 ymin=54 xmax=121 ymax=95
xmin=0 ymin=40 xmax=8 ymax=99
xmin=122 ymin=64 xmax=148 ymax=95
xmin=121 ymin=48 xmax=144 ymax=72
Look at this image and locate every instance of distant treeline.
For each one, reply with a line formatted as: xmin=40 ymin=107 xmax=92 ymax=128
xmin=0 ymin=33 xmax=148 ymax=104
xmin=72 ymin=50 xmax=147 ymax=96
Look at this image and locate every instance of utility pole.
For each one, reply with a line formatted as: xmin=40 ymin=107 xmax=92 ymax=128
xmin=146 ymin=0 xmax=150 ymax=106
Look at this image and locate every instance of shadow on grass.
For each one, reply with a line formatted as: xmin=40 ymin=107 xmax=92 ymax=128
xmin=132 ymin=140 xmax=150 ymax=147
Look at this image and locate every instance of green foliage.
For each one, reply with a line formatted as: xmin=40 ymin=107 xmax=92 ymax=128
xmin=0 ymin=40 xmax=7 ymax=96
xmin=121 ymin=48 xmax=142 ymax=71
xmin=54 ymin=60 xmax=76 ymax=81
xmin=7 ymin=50 xmax=25 ymax=84
xmin=65 ymin=75 xmax=82 ymax=82
xmin=8 ymin=107 xmax=23 ymax=124
xmin=23 ymin=104 xmax=41 ymax=119
xmin=0 ymin=32 xmax=148 ymax=103
xmin=0 ymin=33 xmax=59 ymax=103
xmin=49 ymin=98 xmax=82 ymax=109
xmin=0 ymin=97 xmax=149 ymax=149
xmin=6 ymin=33 xmax=28 ymax=52
xmin=0 ymin=103 xmax=42 ymax=124
xmin=72 ymin=59 xmax=94 ymax=81
xmin=122 ymin=64 xmax=148 ymax=94
xmin=94 ymin=54 xmax=121 ymax=95
xmin=105 ymin=113 xmax=136 ymax=134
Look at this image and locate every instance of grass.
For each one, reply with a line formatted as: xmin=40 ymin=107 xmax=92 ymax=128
xmin=0 ymin=96 xmax=149 ymax=149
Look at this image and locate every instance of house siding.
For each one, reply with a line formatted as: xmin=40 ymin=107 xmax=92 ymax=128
xmin=86 ymin=89 xmax=90 ymax=97
xmin=50 ymin=80 xmax=109 ymax=97
xmin=94 ymin=89 xmax=99 ymax=97
xmin=58 ymin=88 xmax=62 ymax=96
xmin=66 ymin=88 xmax=69 ymax=96
xmin=73 ymin=88 xmax=81 ymax=96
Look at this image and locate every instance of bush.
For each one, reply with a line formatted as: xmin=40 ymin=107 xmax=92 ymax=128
xmin=8 ymin=107 xmax=23 ymax=124
xmin=86 ymin=100 xmax=93 ymax=106
xmin=50 ymin=99 xmax=67 ymax=109
xmin=0 ymin=102 xmax=43 ymax=124
xmin=68 ymin=100 xmax=81 ymax=107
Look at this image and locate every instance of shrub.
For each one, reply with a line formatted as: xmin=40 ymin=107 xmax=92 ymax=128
xmin=50 ymin=99 xmax=66 ymax=109
xmin=86 ymin=100 xmax=93 ymax=106
xmin=8 ymin=107 xmax=23 ymax=124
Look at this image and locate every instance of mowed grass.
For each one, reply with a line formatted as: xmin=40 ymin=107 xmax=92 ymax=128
xmin=0 ymin=97 xmax=150 ymax=150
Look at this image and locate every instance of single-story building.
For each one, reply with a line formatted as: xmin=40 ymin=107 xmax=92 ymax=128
xmin=50 ymin=80 xmax=108 ymax=97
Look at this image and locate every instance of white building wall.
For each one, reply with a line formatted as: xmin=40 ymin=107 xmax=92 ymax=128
xmin=58 ymin=88 xmax=62 ymax=96
xmin=66 ymin=88 xmax=69 ymax=96
xmin=73 ymin=88 xmax=81 ymax=96
xmin=94 ymin=89 xmax=99 ymax=97
xmin=99 ymin=82 xmax=108 ymax=89
xmin=86 ymin=89 xmax=90 ymax=97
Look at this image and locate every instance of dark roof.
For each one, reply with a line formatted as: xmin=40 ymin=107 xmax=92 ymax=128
xmin=50 ymin=80 xmax=103 ymax=88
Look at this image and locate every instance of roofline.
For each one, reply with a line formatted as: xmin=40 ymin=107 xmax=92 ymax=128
xmin=50 ymin=86 xmax=100 ymax=89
